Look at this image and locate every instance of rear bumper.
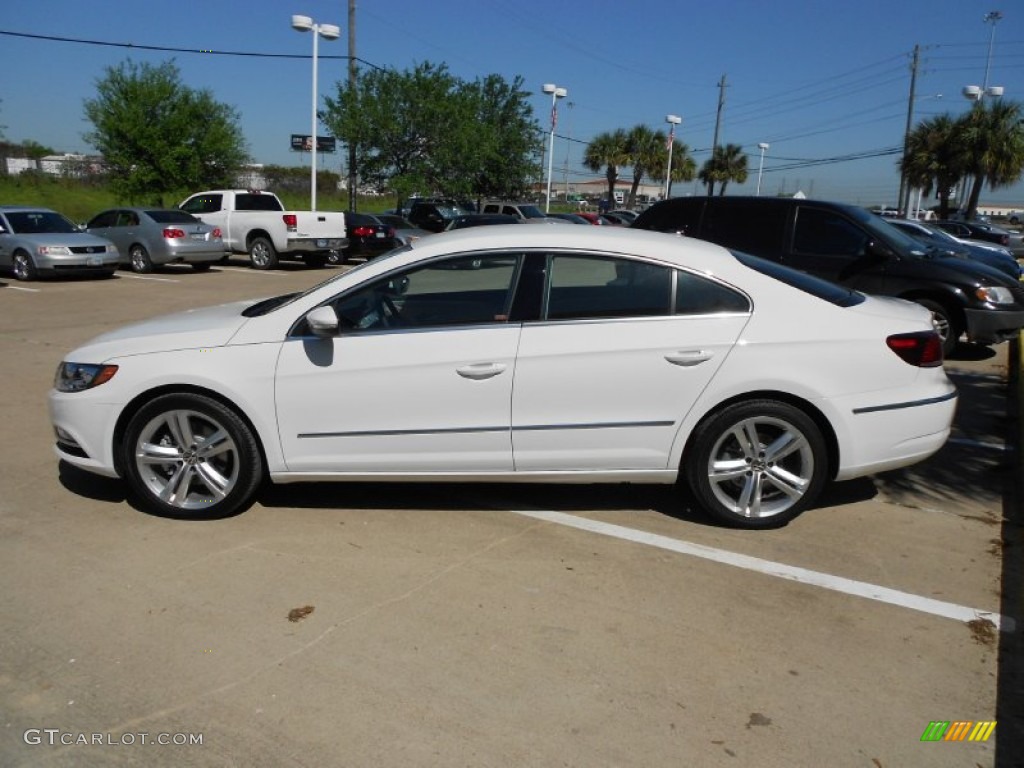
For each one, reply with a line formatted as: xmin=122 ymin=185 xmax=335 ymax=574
xmin=287 ymin=237 xmax=349 ymax=253
xmin=833 ymin=386 xmax=958 ymax=481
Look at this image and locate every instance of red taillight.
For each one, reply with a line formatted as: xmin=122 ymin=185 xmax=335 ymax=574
xmin=162 ymin=228 xmax=186 ymax=239
xmin=352 ymin=226 xmax=374 ymax=237
xmin=886 ymin=331 xmax=944 ymax=367
xmin=212 ymin=227 xmax=222 ymax=239
xmin=283 ymin=214 xmax=297 ymax=231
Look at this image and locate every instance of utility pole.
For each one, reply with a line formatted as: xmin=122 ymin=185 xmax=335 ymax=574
xmin=898 ymin=44 xmax=920 ymax=218
xmin=347 ymin=0 xmax=357 ymax=212
xmin=708 ymin=74 xmax=727 ymax=196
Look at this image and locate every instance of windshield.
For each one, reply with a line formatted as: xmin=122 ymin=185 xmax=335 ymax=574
xmin=146 ymin=210 xmax=200 ymax=224
xmin=4 ymin=210 xmax=78 ymax=234
xmin=519 ymin=205 xmax=546 ymax=219
xmin=240 ymin=244 xmax=414 ymax=317
xmin=844 ymin=204 xmax=929 ymax=255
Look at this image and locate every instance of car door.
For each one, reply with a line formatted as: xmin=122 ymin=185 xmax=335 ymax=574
xmin=511 ymin=253 xmax=750 ymax=471
xmin=275 ymin=252 xmax=522 ymax=473
xmin=85 ymin=210 xmax=123 ymax=255
xmin=788 ymin=205 xmax=890 ymax=294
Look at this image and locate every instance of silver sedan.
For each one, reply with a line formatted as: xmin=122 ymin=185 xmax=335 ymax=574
xmin=0 ymin=206 xmax=119 ymax=281
xmin=86 ymin=208 xmax=227 ymax=273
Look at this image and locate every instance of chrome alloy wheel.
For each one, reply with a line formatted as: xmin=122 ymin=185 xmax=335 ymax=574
xmin=134 ymin=409 xmax=240 ymax=510
xmin=705 ymin=415 xmax=815 ymax=519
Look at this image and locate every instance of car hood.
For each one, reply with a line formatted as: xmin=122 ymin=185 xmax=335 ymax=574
xmin=11 ymin=233 xmax=116 ymax=248
xmin=65 ymin=300 xmax=257 ymax=363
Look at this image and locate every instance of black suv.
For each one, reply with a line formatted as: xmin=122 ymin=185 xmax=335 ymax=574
xmin=407 ymin=200 xmax=475 ymax=233
xmin=632 ymin=196 xmax=1024 ymax=354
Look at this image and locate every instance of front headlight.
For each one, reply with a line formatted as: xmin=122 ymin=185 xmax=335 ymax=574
xmin=37 ymin=245 xmax=72 ymax=256
xmin=975 ymin=286 xmax=1014 ymax=305
xmin=54 ymin=362 xmax=118 ymax=392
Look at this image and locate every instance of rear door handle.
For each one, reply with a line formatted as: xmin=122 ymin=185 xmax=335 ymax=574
xmin=456 ymin=363 xmax=507 ymax=380
xmin=664 ymin=350 xmax=713 ymax=367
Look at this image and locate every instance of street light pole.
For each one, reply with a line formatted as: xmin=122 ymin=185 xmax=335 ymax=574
xmin=756 ymin=142 xmax=769 ymax=196
xmin=542 ymin=83 xmax=567 ymax=213
xmin=663 ymin=115 xmax=681 ymax=201
xmin=292 ymin=14 xmax=340 ymax=212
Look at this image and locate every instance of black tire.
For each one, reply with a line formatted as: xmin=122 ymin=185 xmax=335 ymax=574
xmin=191 ymin=262 xmax=212 ymax=272
xmin=326 ymin=249 xmax=347 ymax=265
xmin=121 ymin=393 xmax=263 ymax=518
xmin=248 ymin=236 xmax=278 ymax=270
xmin=129 ymin=244 xmax=154 ymax=274
xmin=304 ymin=252 xmax=328 ymax=269
xmin=12 ymin=250 xmax=38 ymax=281
xmin=685 ymin=399 xmax=827 ymax=529
xmin=915 ymin=299 xmax=960 ymax=356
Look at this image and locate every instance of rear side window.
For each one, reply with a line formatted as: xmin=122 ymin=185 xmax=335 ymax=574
xmin=235 ymin=193 xmax=283 ymax=212
xmin=87 ymin=210 xmax=118 ymax=228
xmin=703 ymin=200 xmax=787 ymax=257
xmin=675 ymin=272 xmax=750 ymax=314
xmin=732 ymin=250 xmax=864 ymax=307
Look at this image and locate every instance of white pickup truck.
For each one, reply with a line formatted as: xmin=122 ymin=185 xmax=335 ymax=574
xmin=179 ymin=189 xmax=347 ymax=269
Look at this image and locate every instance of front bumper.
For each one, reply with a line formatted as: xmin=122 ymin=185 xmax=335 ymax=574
xmin=963 ymin=308 xmax=1024 ymax=345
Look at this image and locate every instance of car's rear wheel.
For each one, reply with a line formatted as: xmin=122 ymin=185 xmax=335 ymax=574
xmin=12 ymin=250 xmax=38 ymax=281
xmin=916 ymin=299 xmax=960 ymax=356
xmin=129 ymin=244 xmax=154 ymax=274
xmin=685 ymin=399 xmax=827 ymax=529
xmin=248 ymin=236 xmax=278 ymax=270
xmin=326 ymin=249 xmax=347 ymax=265
xmin=122 ymin=393 xmax=263 ymax=518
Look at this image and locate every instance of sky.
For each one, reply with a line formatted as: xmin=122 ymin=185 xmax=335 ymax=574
xmin=1 ymin=0 xmax=1022 ymax=207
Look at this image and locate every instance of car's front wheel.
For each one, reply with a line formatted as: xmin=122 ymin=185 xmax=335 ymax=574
xmin=685 ymin=399 xmax=827 ymax=529
xmin=122 ymin=393 xmax=263 ymax=518
xmin=12 ymin=250 xmax=38 ymax=281
xmin=916 ymin=299 xmax=961 ymax=356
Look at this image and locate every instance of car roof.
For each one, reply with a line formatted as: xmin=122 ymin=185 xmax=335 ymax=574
xmin=407 ymin=222 xmax=730 ymax=267
xmin=0 ymin=205 xmax=59 ymax=213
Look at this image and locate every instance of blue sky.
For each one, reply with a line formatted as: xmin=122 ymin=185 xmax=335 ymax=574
xmin=1 ymin=0 xmax=1022 ymax=206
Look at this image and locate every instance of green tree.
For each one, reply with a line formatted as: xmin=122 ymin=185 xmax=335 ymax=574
xmin=644 ymin=132 xmax=696 ymax=199
xmin=323 ymin=62 xmax=539 ymax=203
xmin=959 ymin=100 xmax=1024 ymax=218
xmin=699 ymin=143 xmax=748 ymax=196
xmin=899 ymin=114 xmax=965 ymax=220
xmin=583 ymin=129 xmax=629 ymax=205
xmin=83 ymin=60 xmax=248 ymax=205
xmin=623 ymin=125 xmax=665 ymax=208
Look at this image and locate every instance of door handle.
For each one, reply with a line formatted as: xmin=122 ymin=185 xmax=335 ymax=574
xmin=456 ymin=363 xmax=507 ymax=380
xmin=664 ymin=350 xmax=713 ymax=367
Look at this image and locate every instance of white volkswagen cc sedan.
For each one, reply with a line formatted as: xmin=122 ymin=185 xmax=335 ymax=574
xmin=49 ymin=226 xmax=956 ymax=528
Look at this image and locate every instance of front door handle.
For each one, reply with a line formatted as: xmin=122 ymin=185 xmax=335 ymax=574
xmin=664 ymin=350 xmax=713 ymax=367
xmin=456 ymin=362 xmax=507 ymax=380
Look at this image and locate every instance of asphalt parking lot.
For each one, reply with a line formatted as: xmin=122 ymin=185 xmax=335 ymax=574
xmin=1 ymin=260 xmax=1021 ymax=767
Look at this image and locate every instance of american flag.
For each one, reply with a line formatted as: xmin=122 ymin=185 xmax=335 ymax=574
xmin=666 ymin=130 xmax=674 ymax=150
xmin=551 ymin=104 xmax=558 ymax=131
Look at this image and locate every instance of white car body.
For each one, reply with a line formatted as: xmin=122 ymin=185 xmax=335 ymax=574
xmin=49 ymin=226 xmax=957 ymax=528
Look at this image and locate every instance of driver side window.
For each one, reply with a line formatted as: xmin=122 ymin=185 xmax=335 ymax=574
xmin=328 ymin=253 xmax=520 ymax=331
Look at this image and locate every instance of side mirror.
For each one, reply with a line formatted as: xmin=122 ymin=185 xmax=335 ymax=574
xmin=305 ymin=305 xmax=339 ymax=337
xmin=866 ymin=240 xmax=895 ymax=260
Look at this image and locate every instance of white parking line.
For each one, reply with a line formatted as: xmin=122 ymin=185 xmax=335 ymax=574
xmin=6 ymin=285 xmax=41 ymax=293
xmin=510 ymin=509 xmax=1011 ymax=632
xmin=217 ymin=266 xmax=288 ymax=276
xmin=117 ymin=273 xmax=180 ymax=283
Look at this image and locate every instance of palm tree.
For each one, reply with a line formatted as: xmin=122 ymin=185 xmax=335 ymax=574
xmin=583 ymin=129 xmax=629 ymax=206
xmin=699 ymin=144 xmax=748 ymax=196
xmin=958 ymin=100 xmax=1024 ymax=218
xmin=899 ymin=114 xmax=966 ymax=220
xmin=623 ymin=125 xmax=665 ymax=208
